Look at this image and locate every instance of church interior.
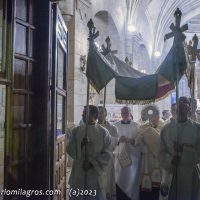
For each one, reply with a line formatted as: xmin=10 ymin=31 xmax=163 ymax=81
xmin=0 ymin=0 xmax=200 ymax=199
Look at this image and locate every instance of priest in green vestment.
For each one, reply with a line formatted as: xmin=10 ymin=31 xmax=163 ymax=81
xmin=67 ymin=105 xmax=127 ymax=200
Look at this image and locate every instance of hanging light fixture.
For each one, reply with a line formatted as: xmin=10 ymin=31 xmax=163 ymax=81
xmin=154 ymin=51 xmax=161 ymax=57
xmin=128 ymin=25 xmax=136 ymax=32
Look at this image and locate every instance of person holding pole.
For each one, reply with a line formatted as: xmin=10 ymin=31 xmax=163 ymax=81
xmin=67 ymin=105 xmax=111 ymax=199
xmin=159 ymin=96 xmax=200 ymax=200
xmin=67 ymin=105 xmax=128 ymax=200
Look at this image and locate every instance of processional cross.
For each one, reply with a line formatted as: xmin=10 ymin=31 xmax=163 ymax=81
xmin=125 ymin=57 xmax=132 ymax=66
xmin=101 ymin=36 xmax=118 ymax=56
xmin=164 ymin=8 xmax=188 ymax=44
xmin=187 ymin=34 xmax=200 ymax=97
xmin=101 ymin=36 xmax=118 ymax=107
xmin=187 ymin=34 xmax=200 ymax=62
xmin=87 ymin=19 xmax=99 ymax=44
xmin=164 ymin=8 xmax=188 ymax=98
xmin=86 ymin=19 xmax=99 ymax=109
xmin=164 ymin=8 xmax=188 ymax=200
xmin=83 ymin=19 xmax=100 ymax=195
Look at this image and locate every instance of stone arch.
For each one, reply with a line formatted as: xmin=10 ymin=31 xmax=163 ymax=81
xmin=91 ymin=0 xmax=126 ymax=40
xmin=94 ymin=10 xmax=125 ymax=59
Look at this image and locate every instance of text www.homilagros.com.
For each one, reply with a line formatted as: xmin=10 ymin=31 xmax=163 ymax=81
xmin=0 ymin=189 xmax=61 ymax=197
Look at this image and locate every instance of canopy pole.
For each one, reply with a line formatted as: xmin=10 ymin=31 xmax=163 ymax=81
xmin=175 ymin=62 xmax=179 ymax=200
xmin=191 ymin=67 xmax=195 ymax=98
xmin=164 ymin=8 xmax=188 ymax=200
xmin=103 ymin=87 xmax=106 ymax=108
xmin=83 ymin=79 xmax=90 ymax=195
xmin=83 ymin=19 xmax=99 ymax=198
xmin=175 ymin=64 xmax=179 ymax=110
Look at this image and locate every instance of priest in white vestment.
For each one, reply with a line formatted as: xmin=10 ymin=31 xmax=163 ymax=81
xmin=159 ymin=96 xmax=200 ymax=200
xmin=67 ymin=105 xmax=128 ymax=200
xmin=67 ymin=105 xmax=112 ymax=200
xmin=134 ymin=105 xmax=164 ymax=200
xmin=114 ymin=106 xmax=141 ymax=200
xmin=98 ymin=106 xmax=119 ymax=200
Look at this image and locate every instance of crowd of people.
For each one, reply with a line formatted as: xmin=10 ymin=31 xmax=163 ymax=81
xmin=67 ymin=96 xmax=200 ymax=200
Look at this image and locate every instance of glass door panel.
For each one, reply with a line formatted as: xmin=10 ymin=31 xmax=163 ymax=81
xmin=14 ymin=59 xmax=26 ymax=89
xmin=56 ymin=94 xmax=64 ymax=136
xmin=57 ymin=44 xmax=65 ymax=89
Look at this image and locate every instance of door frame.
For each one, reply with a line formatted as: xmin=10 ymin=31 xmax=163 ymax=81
xmin=50 ymin=3 xmax=68 ymax=199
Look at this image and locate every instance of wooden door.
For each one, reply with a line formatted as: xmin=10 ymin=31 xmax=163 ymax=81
xmin=5 ymin=0 xmax=51 ymax=199
xmin=51 ymin=4 xmax=68 ymax=200
xmin=8 ymin=0 xmax=36 ymax=189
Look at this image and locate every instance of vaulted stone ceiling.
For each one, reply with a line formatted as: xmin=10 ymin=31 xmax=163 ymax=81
xmin=128 ymin=0 xmax=200 ymax=56
xmin=88 ymin=0 xmax=200 ymax=70
xmin=60 ymin=0 xmax=200 ymax=58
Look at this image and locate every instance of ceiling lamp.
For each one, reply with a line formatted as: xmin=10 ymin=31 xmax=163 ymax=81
xmin=141 ymin=69 xmax=146 ymax=73
xmin=128 ymin=25 xmax=136 ymax=32
xmin=154 ymin=51 xmax=161 ymax=57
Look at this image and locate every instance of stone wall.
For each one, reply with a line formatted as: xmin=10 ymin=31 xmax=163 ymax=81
xmin=60 ymin=0 xmax=93 ymax=126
